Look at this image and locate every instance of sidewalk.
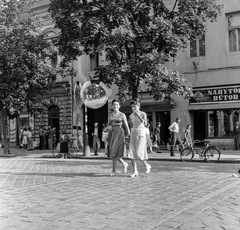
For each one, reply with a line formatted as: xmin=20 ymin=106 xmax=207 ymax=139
xmin=1 ymin=146 xmax=240 ymax=163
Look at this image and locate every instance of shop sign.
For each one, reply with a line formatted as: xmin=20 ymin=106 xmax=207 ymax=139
xmin=190 ymin=85 xmax=240 ymax=105
xmin=125 ymin=92 xmax=165 ymax=103
xmin=80 ymin=81 xmax=108 ymax=109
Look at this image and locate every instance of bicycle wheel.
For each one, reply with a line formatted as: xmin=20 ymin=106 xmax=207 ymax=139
xmin=204 ymin=147 xmax=221 ymax=162
xmin=180 ymin=147 xmax=194 ymax=162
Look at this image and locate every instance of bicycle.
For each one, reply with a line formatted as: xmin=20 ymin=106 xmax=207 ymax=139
xmin=180 ymin=140 xmax=221 ymax=162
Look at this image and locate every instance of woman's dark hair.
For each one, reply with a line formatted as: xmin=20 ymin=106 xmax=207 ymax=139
xmin=130 ymin=98 xmax=141 ymax=106
xmin=112 ymin=99 xmax=121 ymax=105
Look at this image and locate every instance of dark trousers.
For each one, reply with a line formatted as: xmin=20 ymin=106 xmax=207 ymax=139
xmin=234 ymin=134 xmax=240 ymax=150
xmin=93 ymin=136 xmax=100 ymax=155
xmin=170 ymin=132 xmax=183 ymax=155
xmin=39 ymin=136 xmax=45 ymax=150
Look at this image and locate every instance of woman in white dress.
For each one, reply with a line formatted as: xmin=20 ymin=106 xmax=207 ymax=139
xmin=128 ymin=98 xmax=151 ymax=177
xmin=22 ymin=128 xmax=28 ymax=149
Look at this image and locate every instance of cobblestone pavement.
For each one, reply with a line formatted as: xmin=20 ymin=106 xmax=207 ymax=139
xmin=0 ymin=158 xmax=240 ymax=230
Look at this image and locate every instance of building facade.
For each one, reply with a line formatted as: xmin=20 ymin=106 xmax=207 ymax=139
xmin=8 ymin=0 xmax=240 ymax=150
xmin=167 ymin=0 xmax=240 ymax=149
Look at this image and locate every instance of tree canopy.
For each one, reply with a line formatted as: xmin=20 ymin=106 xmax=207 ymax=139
xmin=0 ymin=0 xmax=68 ymax=116
xmin=0 ymin=0 xmax=73 ymax=154
xmin=49 ymin=0 xmax=222 ymax=100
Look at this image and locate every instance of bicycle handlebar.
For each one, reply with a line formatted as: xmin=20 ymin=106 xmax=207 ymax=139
xmin=193 ymin=139 xmax=210 ymax=144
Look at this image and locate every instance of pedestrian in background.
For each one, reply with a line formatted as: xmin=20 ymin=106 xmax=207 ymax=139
xmin=183 ymin=124 xmax=193 ymax=147
xmin=59 ymin=130 xmax=69 ymax=158
xmin=168 ymin=118 xmax=183 ymax=156
xmin=39 ymin=126 xmax=45 ymax=150
xmin=128 ymin=98 xmax=151 ymax=177
xmin=27 ymin=127 xmax=33 ymax=151
xmin=72 ymin=126 xmax=79 ymax=151
xmin=45 ymin=127 xmax=49 ymax=149
xmin=233 ymin=121 xmax=240 ymax=150
xmin=146 ymin=123 xmax=156 ymax=154
xmin=77 ymin=126 xmax=83 ymax=149
xmin=47 ymin=126 xmax=55 ymax=150
xmin=153 ymin=122 xmax=162 ymax=153
xmin=107 ymin=99 xmax=130 ymax=176
xmin=92 ymin=122 xmax=100 ymax=156
xmin=22 ymin=127 xmax=28 ymax=149
xmin=19 ymin=128 xmax=24 ymax=148
xmin=102 ymin=123 xmax=109 ymax=156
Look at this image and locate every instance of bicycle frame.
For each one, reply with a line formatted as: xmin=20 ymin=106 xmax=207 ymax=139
xmin=180 ymin=139 xmax=221 ymax=162
xmin=192 ymin=141 xmax=209 ymax=159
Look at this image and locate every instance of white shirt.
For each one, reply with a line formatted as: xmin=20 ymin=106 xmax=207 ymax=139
xmin=94 ymin=127 xmax=98 ymax=136
xmin=169 ymin=122 xmax=179 ymax=133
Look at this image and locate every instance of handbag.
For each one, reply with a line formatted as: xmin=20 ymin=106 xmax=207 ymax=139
xmin=137 ymin=127 xmax=146 ymax=137
xmin=152 ymin=141 xmax=158 ymax=148
xmin=102 ymin=131 xmax=109 ymax=142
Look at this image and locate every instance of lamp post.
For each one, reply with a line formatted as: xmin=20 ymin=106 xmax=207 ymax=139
xmin=83 ymin=104 xmax=90 ymax=156
xmin=80 ymin=80 xmax=108 ymax=157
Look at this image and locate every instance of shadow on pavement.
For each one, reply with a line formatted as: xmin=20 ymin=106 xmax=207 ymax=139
xmin=6 ymin=172 xmax=126 ymax=178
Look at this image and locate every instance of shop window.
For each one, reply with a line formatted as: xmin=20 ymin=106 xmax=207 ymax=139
xmin=190 ymin=35 xmax=205 ymax=57
xmin=207 ymin=110 xmax=239 ymax=137
xmin=228 ymin=13 xmax=240 ymax=52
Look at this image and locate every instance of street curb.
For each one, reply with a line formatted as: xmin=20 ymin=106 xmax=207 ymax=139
xmin=0 ymin=153 xmax=17 ymax=157
xmin=38 ymin=155 xmax=240 ymax=164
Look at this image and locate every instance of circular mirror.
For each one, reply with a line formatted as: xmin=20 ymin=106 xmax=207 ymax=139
xmin=80 ymin=81 xmax=108 ymax=109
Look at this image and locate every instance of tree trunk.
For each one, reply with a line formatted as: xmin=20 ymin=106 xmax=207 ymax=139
xmin=132 ymin=85 xmax=139 ymax=100
xmin=0 ymin=107 xmax=10 ymax=155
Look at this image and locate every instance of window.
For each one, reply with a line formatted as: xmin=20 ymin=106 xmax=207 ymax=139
xmin=228 ymin=13 xmax=240 ymax=52
xmin=90 ymin=53 xmax=99 ymax=71
xmin=190 ymin=35 xmax=205 ymax=57
xmin=207 ymin=110 xmax=239 ymax=137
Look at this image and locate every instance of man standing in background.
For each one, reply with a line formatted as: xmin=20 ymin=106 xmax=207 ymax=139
xmin=233 ymin=121 xmax=240 ymax=150
xmin=93 ymin=122 xmax=100 ymax=156
xmin=168 ymin=118 xmax=183 ymax=157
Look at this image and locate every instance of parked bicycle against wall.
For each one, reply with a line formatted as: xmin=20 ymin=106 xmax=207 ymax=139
xmin=180 ymin=140 xmax=221 ymax=162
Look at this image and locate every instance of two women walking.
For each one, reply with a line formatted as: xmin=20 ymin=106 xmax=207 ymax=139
xmin=107 ymin=98 xmax=151 ymax=177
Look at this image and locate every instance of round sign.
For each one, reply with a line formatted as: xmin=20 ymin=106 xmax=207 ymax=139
xmin=80 ymin=81 xmax=108 ymax=109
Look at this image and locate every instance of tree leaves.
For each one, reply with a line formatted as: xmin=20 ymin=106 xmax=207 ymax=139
xmin=0 ymin=0 xmax=64 ymax=116
xmin=49 ymin=0 xmax=222 ymax=100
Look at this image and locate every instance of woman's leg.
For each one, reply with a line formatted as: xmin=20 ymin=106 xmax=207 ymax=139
xmin=111 ymin=158 xmax=118 ymax=176
xmin=141 ymin=160 xmax=151 ymax=174
xmin=131 ymin=159 xmax=138 ymax=177
xmin=118 ymin=158 xmax=128 ymax=173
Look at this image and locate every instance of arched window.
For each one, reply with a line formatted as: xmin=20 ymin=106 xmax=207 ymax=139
xmin=233 ymin=111 xmax=239 ymax=125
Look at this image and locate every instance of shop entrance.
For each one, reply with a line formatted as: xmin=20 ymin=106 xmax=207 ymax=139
xmin=87 ymin=102 xmax=108 ymax=148
xmin=155 ymin=111 xmax=171 ymax=145
xmin=193 ymin=111 xmax=207 ymax=141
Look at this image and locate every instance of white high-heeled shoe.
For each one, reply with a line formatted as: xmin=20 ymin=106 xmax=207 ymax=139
xmin=123 ymin=162 xmax=128 ymax=174
xmin=146 ymin=164 xmax=151 ymax=174
xmin=110 ymin=172 xmax=117 ymax=177
xmin=131 ymin=171 xmax=139 ymax=178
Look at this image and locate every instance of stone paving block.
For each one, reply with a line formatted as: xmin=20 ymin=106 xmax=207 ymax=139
xmin=1 ymin=158 xmax=240 ymax=229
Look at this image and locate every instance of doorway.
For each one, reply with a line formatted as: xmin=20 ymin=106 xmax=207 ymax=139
xmin=155 ymin=111 xmax=171 ymax=144
xmin=193 ymin=111 xmax=207 ymax=141
xmin=48 ymin=105 xmax=60 ymax=143
xmin=87 ymin=102 xmax=108 ymax=147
